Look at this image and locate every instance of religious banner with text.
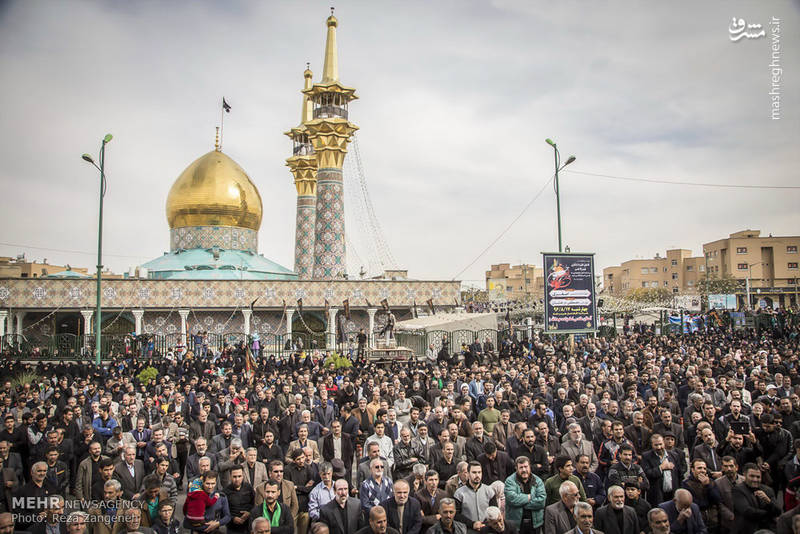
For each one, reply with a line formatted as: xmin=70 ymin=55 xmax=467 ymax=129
xmin=543 ymin=252 xmax=598 ymax=334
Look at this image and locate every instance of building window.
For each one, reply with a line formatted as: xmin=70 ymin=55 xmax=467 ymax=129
xmin=738 ymin=263 xmax=748 ymax=270
xmin=686 ymin=265 xmax=693 ymax=271
xmin=672 ymin=273 xmax=678 ymax=280
xmin=663 ymin=267 xmax=668 ymax=272
xmin=642 ymin=282 xmax=648 ymax=288
xmin=671 ymin=260 xmax=678 ymax=266
xmin=699 ymin=265 xmax=705 ymax=272
xmin=673 ymin=287 xmax=679 ymax=293
xmin=641 ymin=268 xmax=649 ymax=275
xmin=789 ymin=263 xmax=799 ymax=270
xmin=651 ymin=281 xmax=659 ymax=288
xmin=664 ymin=281 xmax=668 ymax=286
xmin=688 ymin=280 xmax=695 ymax=286
xmin=651 ymin=267 xmax=658 ymax=273
xmin=607 ymin=274 xmax=613 ymax=279
xmin=788 ymin=246 xmax=798 ymax=254
xmin=737 ymin=247 xmax=747 ymax=254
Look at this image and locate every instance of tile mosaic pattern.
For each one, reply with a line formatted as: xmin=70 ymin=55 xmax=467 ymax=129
xmin=294 ymin=195 xmax=316 ymax=279
xmin=0 ymin=278 xmax=460 ymax=310
xmin=170 ymin=226 xmax=258 ymax=253
xmin=312 ymin=169 xmax=346 ymax=279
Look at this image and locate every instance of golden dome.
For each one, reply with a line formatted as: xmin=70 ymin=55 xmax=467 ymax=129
xmin=166 ymin=150 xmax=263 ymax=231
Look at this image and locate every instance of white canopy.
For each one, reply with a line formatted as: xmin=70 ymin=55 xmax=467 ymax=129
xmin=395 ymin=312 xmax=498 ymax=333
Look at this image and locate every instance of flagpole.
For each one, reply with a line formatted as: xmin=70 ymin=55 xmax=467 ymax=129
xmin=220 ymin=98 xmax=225 ymax=150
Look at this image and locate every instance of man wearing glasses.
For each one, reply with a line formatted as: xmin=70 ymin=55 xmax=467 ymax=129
xmin=544 ymin=480 xmax=581 ymax=534
xmin=360 ymin=459 xmax=394 ymax=515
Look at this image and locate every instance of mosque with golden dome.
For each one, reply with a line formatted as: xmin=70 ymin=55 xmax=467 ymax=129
xmin=0 ymin=11 xmax=460 ymax=356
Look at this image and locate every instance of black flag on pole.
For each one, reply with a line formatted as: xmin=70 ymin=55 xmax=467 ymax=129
xmin=343 ymin=299 xmax=351 ymax=320
xmin=380 ymin=299 xmax=389 ymax=311
xmin=297 ymin=298 xmax=303 ymax=314
xmin=222 ymin=98 xmax=231 ymax=113
xmin=427 ymin=299 xmax=436 ymax=315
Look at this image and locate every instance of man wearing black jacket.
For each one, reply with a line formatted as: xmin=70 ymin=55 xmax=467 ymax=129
xmin=224 ymin=465 xmax=254 ymax=534
xmin=733 ymin=463 xmax=781 ymax=534
xmin=382 ymin=479 xmax=422 ymax=534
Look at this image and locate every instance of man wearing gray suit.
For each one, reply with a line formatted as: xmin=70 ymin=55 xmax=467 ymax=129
xmin=113 ymin=446 xmax=145 ymax=500
xmin=544 ymin=480 xmax=581 ymax=534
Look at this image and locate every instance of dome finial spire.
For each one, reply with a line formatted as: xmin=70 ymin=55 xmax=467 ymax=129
xmin=215 ymin=127 xmax=220 ymax=151
xmin=322 ymin=8 xmax=339 ymax=83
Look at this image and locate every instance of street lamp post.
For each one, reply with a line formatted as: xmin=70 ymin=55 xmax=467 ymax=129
xmin=545 ymin=139 xmax=576 ymax=252
xmin=746 ymin=261 xmax=765 ymax=310
xmin=82 ymin=134 xmax=113 ymax=365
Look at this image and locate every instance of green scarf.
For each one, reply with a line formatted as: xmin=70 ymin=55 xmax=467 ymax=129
xmin=262 ymin=501 xmax=281 ymax=527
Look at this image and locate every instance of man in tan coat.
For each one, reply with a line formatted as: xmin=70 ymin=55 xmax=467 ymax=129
xmin=75 ymin=442 xmax=109 ymax=503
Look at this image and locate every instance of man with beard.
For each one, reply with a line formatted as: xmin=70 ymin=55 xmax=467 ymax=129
xmin=642 ymin=434 xmax=683 ymax=505
xmin=429 ymin=498 xmax=466 ymax=534
xmin=187 ymin=438 xmax=218 ymax=482
xmin=75 ymin=441 xmax=108 ymax=502
xmin=477 ymin=441 xmax=513 ymax=486
xmin=574 ymin=454 xmax=605 ymax=509
xmin=393 ymin=428 xmax=422 ymax=481
xmin=681 ymin=459 xmax=721 ymax=532
xmin=756 ymin=414 xmax=792 ymax=492
xmin=560 ymin=424 xmax=598 ymax=473
xmin=732 ymin=463 xmax=781 ymax=534
xmin=319 ymin=479 xmax=364 ymax=534
xmin=224 ymin=465 xmax=254 ymax=534
xmin=652 ymin=410 xmax=685 ymax=451
xmin=491 ymin=410 xmax=513 ymax=453
xmin=258 ymin=431 xmax=283 ymax=464
xmin=718 ymin=430 xmax=759 ymax=468
xmin=594 ymin=485 xmax=640 ymax=534
xmin=646 ymin=508 xmax=671 ymax=534
xmin=249 ymin=479 xmax=293 ymax=534
xmin=517 ymin=429 xmax=549 ymax=481
xmin=715 ymin=456 xmax=743 ymax=534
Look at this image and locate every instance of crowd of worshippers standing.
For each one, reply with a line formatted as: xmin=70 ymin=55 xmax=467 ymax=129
xmin=0 ymin=319 xmax=797 ymax=534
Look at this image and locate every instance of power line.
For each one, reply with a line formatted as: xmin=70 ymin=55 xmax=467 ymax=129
xmin=0 ymin=241 xmax=150 ymax=259
xmin=451 ymin=176 xmax=554 ymax=281
xmin=565 ymin=170 xmax=800 ymax=190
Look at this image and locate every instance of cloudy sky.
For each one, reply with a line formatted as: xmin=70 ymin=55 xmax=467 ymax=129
xmin=0 ymin=0 xmax=798 ymax=287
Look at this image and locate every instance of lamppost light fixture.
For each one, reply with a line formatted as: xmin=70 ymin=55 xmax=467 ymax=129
xmin=564 ymin=155 xmax=576 ymax=166
xmin=545 ymin=138 xmax=555 ymax=147
xmin=81 ymin=154 xmax=95 ymax=163
xmin=103 ymin=134 xmax=113 ymax=143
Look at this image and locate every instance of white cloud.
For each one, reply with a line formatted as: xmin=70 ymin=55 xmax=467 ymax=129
xmin=0 ymin=0 xmax=797 ymax=285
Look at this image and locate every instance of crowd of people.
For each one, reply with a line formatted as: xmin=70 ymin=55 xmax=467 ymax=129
xmin=0 ymin=315 xmax=797 ymax=534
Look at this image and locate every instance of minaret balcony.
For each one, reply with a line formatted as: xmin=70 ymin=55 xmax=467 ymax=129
xmin=313 ymin=105 xmax=348 ymax=120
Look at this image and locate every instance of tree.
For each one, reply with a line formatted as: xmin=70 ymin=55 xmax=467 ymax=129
xmin=628 ymin=287 xmax=673 ymax=304
xmin=696 ymin=273 xmax=741 ymax=297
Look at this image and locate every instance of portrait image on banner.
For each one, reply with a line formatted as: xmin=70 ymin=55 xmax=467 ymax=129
xmin=543 ymin=252 xmax=598 ymax=334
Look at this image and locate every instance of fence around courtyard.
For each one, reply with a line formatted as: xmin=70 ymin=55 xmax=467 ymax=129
xmin=0 ymin=311 xmax=789 ymax=361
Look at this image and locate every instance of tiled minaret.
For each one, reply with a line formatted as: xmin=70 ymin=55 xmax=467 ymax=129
xmin=304 ymin=9 xmax=358 ymax=279
xmin=285 ymin=66 xmax=317 ymax=279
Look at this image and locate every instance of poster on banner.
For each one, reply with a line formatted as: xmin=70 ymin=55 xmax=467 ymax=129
xmin=542 ymin=252 xmax=598 ymax=334
xmin=709 ymin=294 xmax=737 ymax=310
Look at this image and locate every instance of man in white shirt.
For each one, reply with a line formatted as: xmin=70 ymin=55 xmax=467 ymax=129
xmin=365 ymin=421 xmax=395 ymax=469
